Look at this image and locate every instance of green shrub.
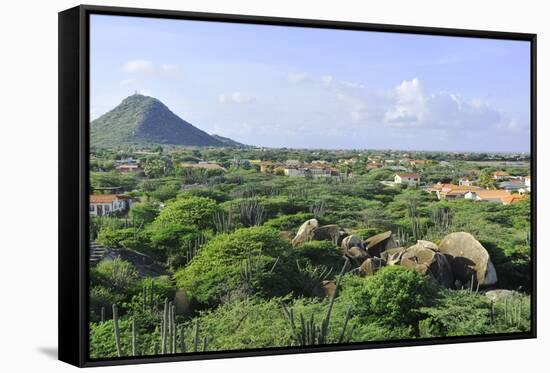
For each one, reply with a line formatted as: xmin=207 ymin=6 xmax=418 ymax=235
xmin=174 ymin=226 xmax=296 ymax=307
xmin=296 ymin=241 xmax=342 ymax=269
xmin=155 ymin=196 xmax=218 ymax=230
xmin=91 ymin=258 xmax=139 ymax=294
xmin=264 ymin=212 xmax=314 ymax=231
xmin=340 ymin=266 xmax=431 ymax=327
xmin=129 ymin=203 xmax=159 ymax=225
xmin=89 ymin=318 xmax=161 ymax=358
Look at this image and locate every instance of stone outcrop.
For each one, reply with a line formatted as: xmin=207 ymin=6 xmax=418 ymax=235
xmin=341 ymin=235 xmax=364 ymax=251
xmin=359 ymin=257 xmax=386 ymax=277
xmin=346 ymin=246 xmax=370 ymax=265
xmin=312 ymin=224 xmax=347 ymax=245
xmin=400 ymin=241 xmax=454 ymax=288
xmin=365 ymin=231 xmax=398 ymax=257
xmin=292 ymin=218 xmax=319 ymax=247
xmin=380 ymin=247 xmax=406 ymax=265
xmin=439 ymin=232 xmax=498 ymax=287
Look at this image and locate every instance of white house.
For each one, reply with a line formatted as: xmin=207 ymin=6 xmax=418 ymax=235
xmin=394 ymin=173 xmax=420 ymax=186
xmin=458 ymin=177 xmax=474 ymax=186
xmin=90 ymin=194 xmax=131 ymax=216
xmin=524 ymin=176 xmax=531 ymax=192
xmin=493 ymin=171 xmax=510 ymax=181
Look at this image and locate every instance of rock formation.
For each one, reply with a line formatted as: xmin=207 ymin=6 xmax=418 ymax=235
xmin=292 ymin=218 xmax=319 ymax=247
xmin=365 ymin=231 xmax=398 ymax=257
xmin=439 ymin=232 xmax=498 ymax=287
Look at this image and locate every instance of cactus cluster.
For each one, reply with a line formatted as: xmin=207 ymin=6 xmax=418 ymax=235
xmin=110 ymin=296 xmax=208 ymax=357
xmin=280 ymin=259 xmax=354 ymax=345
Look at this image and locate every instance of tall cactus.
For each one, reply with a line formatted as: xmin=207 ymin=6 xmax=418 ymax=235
xmin=131 ymin=318 xmax=136 ymax=356
xmin=112 ymin=304 xmax=122 ymax=357
xmin=161 ymin=298 xmax=169 ymax=354
xmin=280 ymin=258 xmax=353 ymax=346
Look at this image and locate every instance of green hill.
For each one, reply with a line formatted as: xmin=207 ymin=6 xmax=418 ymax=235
xmin=211 ymin=134 xmax=248 ymax=148
xmin=90 ymin=94 xmax=225 ymax=148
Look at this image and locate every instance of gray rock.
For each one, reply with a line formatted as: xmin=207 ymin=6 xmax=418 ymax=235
xmin=380 ymin=247 xmax=406 ymax=265
xmin=292 ymin=218 xmax=319 ymax=247
xmin=439 ymin=232 xmax=498 ymax=287
xmin=400 ymin=243 xmax=454 ymax=288
xmin=312 ymin=224 xmax=344 ymax=244
xmin=365 ymin=231 xmax=398 ymax=257
xmin=346 ymin=246 xmax=370 ymax=264
xmin=359 ymin=257 xmax=386 ymax=277
xmin=415 ymin=240 xmax=440 ymax=252
xmin=341 ymin=235 xmax=364 ymax=251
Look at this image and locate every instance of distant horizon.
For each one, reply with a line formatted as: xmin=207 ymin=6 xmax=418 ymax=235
xmin=90 ymin=15 xmax=531 ymax=152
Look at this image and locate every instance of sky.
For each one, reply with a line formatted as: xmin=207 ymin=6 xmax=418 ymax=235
xmin=90 ymin=14 xmax=531 ymax=152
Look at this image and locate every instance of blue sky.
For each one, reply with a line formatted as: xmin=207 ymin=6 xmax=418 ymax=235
xmin=90 ymin=15 xmax=531 ymax=152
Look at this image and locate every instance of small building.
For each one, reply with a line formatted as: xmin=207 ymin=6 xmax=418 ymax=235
xmin=181 ymin=162 xmax=226 ymax=172
xmin=285 ymin=160 xmax=302 ymax=167
xmin=524 ymin=176 xmax=531 ymax=191
xmin=284 ymin=164 xmax=339 ymax=178
xmin=394 ymin=173 xmax=420 ymax=186
xmin=493 ymin=171 xmax=510 ymax=180
xmin=116 ymin=164 xmax=142 ymax=173
xmin=498 ymin=179 xmax=526 ymax=192
xmin=426 ymin=183 xmax=482 ymax=200
xmin=311 ymin=160 xmax=330 ymax=165
xmin=458 ymin=177 xmax=474 ymax=186
xmin=464 ymin=190 xmax=511 ymax=204
xmin=90 ymin=194 xmax=131 ymax=216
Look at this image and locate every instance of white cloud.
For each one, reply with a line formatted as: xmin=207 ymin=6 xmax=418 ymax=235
xmin=384 ymin=78 xmax=426 ymax=126
xmin=122 ymin=59 xmax=154 ymax=74
xmin=218 ymin=92 xmax=256 ymax=104
xmin=383 ymin=78 xmax=505 ymax=132
xmin=287 ymin=72 xmax=308 ymax=83
xmin=321 ymin=75 xmax=333 ymax=85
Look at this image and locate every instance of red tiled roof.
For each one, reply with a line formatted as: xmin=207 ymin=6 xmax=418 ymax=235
xmin=396 ymin=173 xmax=419 ymax=178
xmin=90 ymin=194 xmax=118 ymax=204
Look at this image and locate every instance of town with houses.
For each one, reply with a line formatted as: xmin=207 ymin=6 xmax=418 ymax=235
xmin=90 ymin=149 xmax=531 ymax=216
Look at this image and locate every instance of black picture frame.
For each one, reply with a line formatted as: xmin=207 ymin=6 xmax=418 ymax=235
xmin=59 ymin=4 xmax=537 ymax=368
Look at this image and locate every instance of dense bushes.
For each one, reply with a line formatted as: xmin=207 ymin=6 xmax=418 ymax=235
xmin=340 ymin=266 xmax=431 ymax=327
xmin=88 ymin=149 xmax=532 ymax=357
xmin=174 ymin=226 xmax=297 ymax=307
xmin=155 ymin=196 xmax=218 ymax=230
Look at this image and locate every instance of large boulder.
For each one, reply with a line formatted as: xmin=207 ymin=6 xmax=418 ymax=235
xmin=312 ymin=224 xmax=346 ymax=245
xmin=341 ymin=235 xmax=364 ymax=251
xmin=415 ymin=240 xmax=440 ymax=251
xmin=439 ymin=232 xmax=498 ymax=287
xmin=292 ymin=219 xmax=319 ymax=247
xmin=359 ymin=257 xmax=386 ymax=277
xmin=380 ymin=247 xmax=406 ymax=265
xmin=321 ymin=280 xmax=337 ymax=298
xmin=346 ymin=246 xmax=370 ymax=265
xmin=400 ymin=242 xmax=454 ymax=288
xmin=365 ymin=231 xmax=397 ymax=257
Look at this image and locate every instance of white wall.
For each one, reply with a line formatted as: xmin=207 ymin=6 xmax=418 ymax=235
xmin=0 ymin=0 xmax=546 ymax=372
